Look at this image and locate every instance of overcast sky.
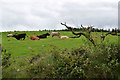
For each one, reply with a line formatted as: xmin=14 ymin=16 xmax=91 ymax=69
xmin=0 ymin=0 xmax=119 ymax=32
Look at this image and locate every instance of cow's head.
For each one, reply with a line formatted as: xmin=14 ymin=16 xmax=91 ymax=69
xmin=7 ymin=33 xmax=16 ymax=37
xmin=46 ymin=33 xmax=50 ymax=36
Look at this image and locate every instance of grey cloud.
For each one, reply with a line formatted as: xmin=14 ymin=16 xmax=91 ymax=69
xmin=58 ymin=1 xmax=117 ymax=28
xmin=0 ymin=0 xmax=118 ymax=32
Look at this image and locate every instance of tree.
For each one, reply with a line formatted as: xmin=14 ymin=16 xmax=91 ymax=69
xmin=61 ymin=22 xmax=96 ymax=47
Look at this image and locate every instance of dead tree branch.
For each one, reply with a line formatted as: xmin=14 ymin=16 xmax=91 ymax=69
xmin=81 ymin=25 xmax=93 ymax=34
xmin=61 ymin=22 xmax=72 ymax=30
xmin=100 ymin=32 xmax=119 ymax=41
xmin=61 ymin=22 xmax=96 ymax=47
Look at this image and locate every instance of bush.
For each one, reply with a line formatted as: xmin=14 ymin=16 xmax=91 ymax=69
xmin=48 ymin=44 xmax=120 ymax=79
xmin=2 ymin=49 xmax=12 ymax=68
xmin=2 ymin=44 xmax=120 ymax=79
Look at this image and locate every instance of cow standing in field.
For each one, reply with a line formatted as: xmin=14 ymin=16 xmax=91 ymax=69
xmin=49 ymin=32 xmax=61 ymax=39
xmin=29 ymin=36 xmax=40 ymax=40
xmin=12 ymin=33 xmax=26 ymax=40
xmin=37 ymin=33 xmax=50 ymax=39
xmin=7 ymin=33 xmax=26 ymax=40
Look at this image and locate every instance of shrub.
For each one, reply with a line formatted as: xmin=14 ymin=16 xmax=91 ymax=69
xmin=2 ymin=43 xmax=120 ymax=79
xmin=2 ymin=49 xmax=12 ymax=68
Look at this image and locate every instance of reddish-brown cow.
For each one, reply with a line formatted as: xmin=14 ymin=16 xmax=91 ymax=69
xmin=90 ymin=35 xmax=98 ymax=38
xmin=29 ymin=36 xmax=40 ymax=40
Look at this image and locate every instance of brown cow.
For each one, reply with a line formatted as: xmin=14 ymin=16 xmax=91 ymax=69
xmin=49 ymin=32 xmax=61 ymax=39
xmin=60 ymin=36 xmax=69 ymax=39
xmin=29 ymin=35 xmax=40 ymax=40
xmin=90 ymin=35 xmax=98 ymax=39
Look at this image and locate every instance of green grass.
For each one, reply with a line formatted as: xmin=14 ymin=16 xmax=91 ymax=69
xmin=2 ymin=31 xmax=120 ymax=78
xmin=2 ymin=31 xmax=118 ymax=57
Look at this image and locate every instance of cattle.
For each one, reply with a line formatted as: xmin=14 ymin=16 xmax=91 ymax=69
xmin=12 ymin=33 xmax=26 ymax=40
xmin=90 ymin=35 xmax=98 ymax=39
xmin=7 ymin=33 xmax=16 ymax=37
xmin=37 ymin=33 xmax=50 ymax=39
xmin=49 ymin=32 xmax=61 ymax=39
xmin=60 ymin=36 xmax=69 ymax=39
xmin=29 ymin=36 xmax=40 ymax=40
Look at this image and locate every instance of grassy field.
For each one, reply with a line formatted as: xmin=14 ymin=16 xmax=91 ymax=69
xmin=1 ymin=31 xmax=120 ymax=78
xmin=2 ymin=31 xmax=118 ymax=57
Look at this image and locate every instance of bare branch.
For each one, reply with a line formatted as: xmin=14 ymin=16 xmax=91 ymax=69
xmin=88 ymin=26 xmax=93 ymax=33
xmin=81 ymin=25 xmax=87 ymax=31
xmin=100 ymin=32 xmax=118 ymax=41
xmin=70 ymin=35 xmax=81 ymax=38
xmin=61 ymin=22 xmax=96 ymax=47
xmin=81 ymin=25 xmax=93 ymax=34
xmin=61 ymin=22 xmax=73 ymax=30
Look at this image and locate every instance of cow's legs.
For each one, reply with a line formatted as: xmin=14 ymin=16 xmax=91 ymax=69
xmin=23 ymin=37 xmax=25 ymax=40
xmin=51 ymin=35 xmax=53 ymax=39
xmin=58 ymin=35 xmax=61 ymax=39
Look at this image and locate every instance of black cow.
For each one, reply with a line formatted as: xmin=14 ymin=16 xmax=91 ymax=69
xmin=37 ymin=33 xmax=50 ymax=38
xmin=12 ymin=33 xmax=26 ymax=40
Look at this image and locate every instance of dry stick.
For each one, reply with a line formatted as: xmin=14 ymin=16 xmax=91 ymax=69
xmin=81 ymin=25 xmax=93 ymax=34
xmin=2 ymin=61 xmax=12 ymax=70
xmin=70 ymin=35 xmax=80 ymax=38
xmin=61 ymin=22 xmax=96 ymax=47
xmin=100 ymin=32 xmax=118 ymax=41
xmin=61 ymin=22 xmax=73 ymax=30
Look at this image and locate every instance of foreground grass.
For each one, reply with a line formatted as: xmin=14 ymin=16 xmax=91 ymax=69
xmin=2 ymin=41 xmax=120 ymax=78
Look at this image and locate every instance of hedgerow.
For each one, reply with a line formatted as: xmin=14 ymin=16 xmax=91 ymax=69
xmin=2 ymin=43 xmax=120 ymax=79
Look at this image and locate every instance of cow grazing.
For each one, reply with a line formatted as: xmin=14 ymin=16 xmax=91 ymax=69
xmin=60 ymin=36 xmax=69 ymax=39
xmin=7 ymin=33 xmax=16 ymax=37
xmin=12 ymin=33 xmax=26 ymax=40
xmin=37 ymin=33 xmax=50 ymax=39
xmin=29 ymin=36 xmax=40 ymax=40
xmin=49 ymin=32 xmax=61 ymax=39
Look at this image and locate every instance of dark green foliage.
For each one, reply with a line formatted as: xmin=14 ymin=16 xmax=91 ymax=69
xmin=2 ymin=49 xmax=12 ymax=67
xmin=2 ymin=43 xmax=120 ymax=79
xmin=49 ymin=44 xmax=120 ymax=78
